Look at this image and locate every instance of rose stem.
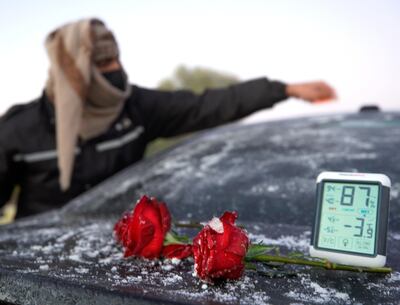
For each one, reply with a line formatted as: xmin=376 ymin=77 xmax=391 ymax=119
xmin=247 ymin=254 xmax=392 ymax=273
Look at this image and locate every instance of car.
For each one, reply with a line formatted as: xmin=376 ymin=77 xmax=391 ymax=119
xmin=0 ymin=109 xmax=399 ymax=305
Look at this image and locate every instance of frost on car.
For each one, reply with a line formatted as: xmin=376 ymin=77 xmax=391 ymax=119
xmin=0 ymin=111 xmax=399 ymax=305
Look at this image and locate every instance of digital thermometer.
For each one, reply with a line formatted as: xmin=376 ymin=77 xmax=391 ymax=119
xmin=310 ymin=171 xmax=391 ymax=268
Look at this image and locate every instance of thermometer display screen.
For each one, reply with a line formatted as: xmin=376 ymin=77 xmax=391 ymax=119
xmin=317 ymin=181 xmax=380 ymax=256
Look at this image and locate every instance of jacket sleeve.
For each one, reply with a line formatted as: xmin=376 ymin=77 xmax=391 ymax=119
xmin=134 ymin=77 xmax=288 ymax=141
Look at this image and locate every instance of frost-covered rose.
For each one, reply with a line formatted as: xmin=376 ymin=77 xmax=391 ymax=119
xmin=193 ymin=211 xmax=249 ymax=282
xmin=114 ymin=195 xmax=171 ymax=259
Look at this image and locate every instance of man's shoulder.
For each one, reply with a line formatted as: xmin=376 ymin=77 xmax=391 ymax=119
xmin=0 ymin=98 xmax=44 ymax=142
xmin=0 ymin=98 xmax=42 ymax=125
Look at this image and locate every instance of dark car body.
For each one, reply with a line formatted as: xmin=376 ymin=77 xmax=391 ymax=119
xmin=0 ymin=111 xmax=399 ymax=304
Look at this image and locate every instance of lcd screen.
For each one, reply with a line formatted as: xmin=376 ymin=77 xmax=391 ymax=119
xmin=317 ymin=182 xmax=380 ymax=255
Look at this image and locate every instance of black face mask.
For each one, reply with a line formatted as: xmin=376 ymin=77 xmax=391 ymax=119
xmin=102 ymin=70 xmax=126 ymax=91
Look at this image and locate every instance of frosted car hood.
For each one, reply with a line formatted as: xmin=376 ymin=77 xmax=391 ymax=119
xmin=0 ymin=111 xmax=399 ymax=304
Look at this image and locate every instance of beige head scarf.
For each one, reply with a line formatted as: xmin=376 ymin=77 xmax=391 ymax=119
xmin=45 ymin=18 xmax=132 ymax=191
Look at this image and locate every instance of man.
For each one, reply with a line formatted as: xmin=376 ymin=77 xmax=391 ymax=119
xmin=0 ymin=18 xmax=336 ymax=219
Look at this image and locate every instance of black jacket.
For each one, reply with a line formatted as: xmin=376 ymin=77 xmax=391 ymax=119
xmin=0 ymin=78 xmax=287 ymax=218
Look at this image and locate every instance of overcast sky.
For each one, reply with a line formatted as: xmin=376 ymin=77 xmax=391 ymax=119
xmin=1 ymin=0 xmax=399 ymax=116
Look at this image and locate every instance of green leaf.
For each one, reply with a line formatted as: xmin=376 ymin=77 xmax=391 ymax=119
xmin=246 ymin=244 xmax=279 ymax=259
xmin=164 ymin=231 xmax=191 ymax=246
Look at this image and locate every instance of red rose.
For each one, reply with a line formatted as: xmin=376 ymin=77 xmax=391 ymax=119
xmin=114 ymin=195 xmax=171 ymax=259
xmin=193 ymin=211 xmax=249 ymax=282
xmin=162 ymin=244 xmax=193 ymax=259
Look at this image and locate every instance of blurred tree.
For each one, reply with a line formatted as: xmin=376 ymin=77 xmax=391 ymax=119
xmin=145 ymin=65 xmax=239 ymax=157
xmin=158 ymin=65 xmax=239 ymax=94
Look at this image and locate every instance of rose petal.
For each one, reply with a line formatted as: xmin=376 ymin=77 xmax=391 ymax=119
xmin=192 ymin=211 xmax=247 ymax=282
xmin=113 ymin=195 xmax=172 ymax=259
xmin=220 ymin=211 xmax=237 ymax=225
xmin=158 ymin=201 xmax=172 ymax=234
xmin=129 ymin=216 xmax=155 ymax=257
xmin=162 ymin=244 xmax=193 ymax=259
xmin=224 ymin=227 xmax=249 ymax=256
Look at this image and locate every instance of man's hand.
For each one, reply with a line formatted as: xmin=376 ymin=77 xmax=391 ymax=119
xmin=286 ymin=81 xmax=337 ymax=103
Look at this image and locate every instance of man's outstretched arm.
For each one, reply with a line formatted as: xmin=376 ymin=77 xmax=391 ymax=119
xmin=135 ymin=78 xmax=336 ymax=140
